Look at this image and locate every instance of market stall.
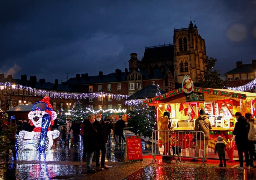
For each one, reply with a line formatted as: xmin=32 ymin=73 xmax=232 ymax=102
xmin=145 ymin=87 xmax=256 ymax=160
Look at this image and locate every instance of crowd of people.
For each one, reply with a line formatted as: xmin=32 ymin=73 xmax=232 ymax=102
xmin=0 ymin=114 xmax=126 ymax=169
xmin=192 ymin=110 xmax=256 ymax=169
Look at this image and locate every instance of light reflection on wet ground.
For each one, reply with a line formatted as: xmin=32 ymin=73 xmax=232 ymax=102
xmin=0 ymin=134 xmax=152 ymax=179
xmin=124 ymin=163 xmax=256 ymax=180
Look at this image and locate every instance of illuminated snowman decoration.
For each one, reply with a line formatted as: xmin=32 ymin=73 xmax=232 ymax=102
xmin=17 ymin=97 xmax=59 ymax=152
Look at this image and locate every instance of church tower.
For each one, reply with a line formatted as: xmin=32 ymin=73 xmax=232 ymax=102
xmin=173 ymin=21 xmax=207 ymax=83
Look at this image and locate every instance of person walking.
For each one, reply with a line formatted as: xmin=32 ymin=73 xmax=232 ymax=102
xmin=66 ymin=119 xmax=72 ymax=146
xmin=246 ymin=113 xmax=256 ymax=168
xmin=59 ymin=126 xmax=66 ymax=146
xmin=115 ymin=116 xmax=126 ymax=144
xmin=93 ymin=113 xmax=109 ymax=170
xmin=192 ymin=109 xmax=212 ymax=162
xmin=70 ymin=120 xmax=80 ymax=147
xmin=233 ymin=112 xmax=250 ymax=170
xmin=83 ymin=114 xmax=98 ymax=174
xmin=215 ymin=136 xmax=226 ymax=167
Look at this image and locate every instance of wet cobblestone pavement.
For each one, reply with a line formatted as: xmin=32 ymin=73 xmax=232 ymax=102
xmin=1 ymin=133 xmax=256 ymax=179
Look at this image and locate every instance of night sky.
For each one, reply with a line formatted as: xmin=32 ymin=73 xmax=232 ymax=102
xmin=0 ymin=0 xmax=256 ymax=83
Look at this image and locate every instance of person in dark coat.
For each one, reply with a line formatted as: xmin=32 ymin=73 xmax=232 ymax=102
xmin=215 ymin=136 xmax=226 ymax=167
xmin=93 ymin=113 xmax=109 ymax=170
xmin=233 ymin=112 xmax=250 ymax=170
xmin=115 ymin=117 xmax=126 ymax=144
xmin=70 ymin=120 xmax=80 ymax=147
xmin=83 ymin=114 xmax=98 ymax=173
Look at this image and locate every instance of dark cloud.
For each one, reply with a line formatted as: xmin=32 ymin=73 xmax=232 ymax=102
xmin=0 ymin=0 xmax=255 ymax=82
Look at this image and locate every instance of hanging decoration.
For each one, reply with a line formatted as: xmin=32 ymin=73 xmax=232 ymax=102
xmin=166 ymin=104 xmax=172 ymax=112
xmin=182 ymin=75 xmax=194 ymax=94
xmin=179 ymin=103 xmax=184 ymax=112
xmin=226 ymin=78 xmax=256 ymax=92
xmin=144 ymin=87 xmax=247 ymax=105
xmin=0 ymin=81 xmax=128 ymax=100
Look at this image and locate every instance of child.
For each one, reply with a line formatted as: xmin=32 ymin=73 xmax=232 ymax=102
xmin=215 ymin=136 xmax=226 ymax=167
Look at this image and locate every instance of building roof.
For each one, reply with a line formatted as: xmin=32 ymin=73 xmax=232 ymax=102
xmin=142 ymin=44 xmax=174 ymax=61
xmin=8 ymin=104 xmax=34 ymax=112
xmin=127 ymin=84 xmax=165 ymax=100
xmin=67 ymin=72 xmax=127 ymax=85
xmin=225 ymin=64 xmax=256 ymax=75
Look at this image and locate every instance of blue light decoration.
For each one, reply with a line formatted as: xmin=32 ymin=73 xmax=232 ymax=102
xmin=17 ymin=97 xmax=59 ymax=153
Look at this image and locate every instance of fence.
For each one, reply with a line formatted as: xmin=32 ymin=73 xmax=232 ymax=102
xmin=152 ymin=130 xmax=207 ymax=165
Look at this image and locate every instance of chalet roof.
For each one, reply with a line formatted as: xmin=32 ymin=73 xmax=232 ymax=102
xmin=127 ymin=84 xmax=165 ymax=100
xmin=225 ymin=64 xmax=256 ymax=75
xmin=142 ymin=44 xmax=174 ymax=61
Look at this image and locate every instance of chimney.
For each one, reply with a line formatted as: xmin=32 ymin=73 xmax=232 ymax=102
xmin=30 ymin=76 xmax=37 ymax=85
xmin=55 ymin=79 xmax=58 ymax=85
xmin=236 ymin=61 xmax=242 ymax=67
xmin=7 ymin=75 xmax=13 ymax=79
xmin=125 ymin=68 xmax=128 ymax=74
xmin=0 ymin=73 xmax=4 ymax=79
xmin=130 ymin=53 xmax=138 ymax=60
xmin=252 ymin=60 xmax=256 ymax=67
xmin=99 ymin=71 xmax=103 ymax=77
xmin=21 ymin=75 xmax=27 ymax=84
xmin=115 ymin=69 xmax=121 ymax=78
xmin=76 ymin=74 xmax=80 ymax=79
xmin=39 ymin=79 xmax=46 ymax=84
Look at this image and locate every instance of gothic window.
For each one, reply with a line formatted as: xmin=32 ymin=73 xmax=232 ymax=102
xmin=184 ymin=61 xmax=189 ymax=72
xmin=179 ymin=38 xmax=183 ymax=51
xmin=183 ymin=37 xmax=188 ymax=51
xmin=180 ymin=61 xmax=184 ymax=73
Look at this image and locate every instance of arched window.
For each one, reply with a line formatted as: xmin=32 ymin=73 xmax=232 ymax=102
xmin=179 ymin=38 xmax=183 ymax=51
xmin=180 ymin=61 xmax=184 ymax=72
xmin=183 ymin=37 xmax=188 ymax=51
xmin=184 ymin=61 xmax=188 ymax=72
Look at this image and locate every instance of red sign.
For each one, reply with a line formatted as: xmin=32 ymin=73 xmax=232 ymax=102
xmin=126 ymin=136 xmax=143 ymax=161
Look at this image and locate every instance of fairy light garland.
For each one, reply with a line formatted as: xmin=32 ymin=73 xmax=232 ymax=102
xmin=0 ymin=81 xmax=128 ymax=100
xmin=226 ymin=78 xmax=256 ymax=92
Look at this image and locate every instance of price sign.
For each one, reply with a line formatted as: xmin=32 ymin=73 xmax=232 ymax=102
xmin=126 ymin=136 xmax=143 ymax=161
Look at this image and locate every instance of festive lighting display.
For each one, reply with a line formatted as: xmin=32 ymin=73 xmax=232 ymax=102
xmin=144 ymin=87 xmax=247 ymax=104
xmin=226 ymin=78 xmax=256 ymax=92
xmin=85 ymin=107 xmax=127 ymax=114
xmin=0 ymin=81 xmax=128 ymax=100
xmin=17 ymin=97 xmax=60 ymax=152
xmin=125 ymin=99 xmax=144 ymax=106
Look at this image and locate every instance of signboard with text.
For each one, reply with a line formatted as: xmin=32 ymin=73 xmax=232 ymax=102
xmin=126 ymin=136 xmax=143 ymax=161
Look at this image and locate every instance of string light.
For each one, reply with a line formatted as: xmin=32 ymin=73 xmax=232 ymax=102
xmin=85 ymin=107 xmax=127 ymax=114
xmin=226 ymin=78 xmax=256 ymax=92
xmin=0 ymin=81 xmax=128 ymax=100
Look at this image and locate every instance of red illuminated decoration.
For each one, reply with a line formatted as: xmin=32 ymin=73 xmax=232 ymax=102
xmin=182 ymin=75 xmax=194 ymax=94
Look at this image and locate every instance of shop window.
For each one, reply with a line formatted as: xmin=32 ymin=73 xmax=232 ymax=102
xmin=89 ymin=86 xmax=93 ymax=92
xmin=117 ymin=95 xmax=121 ymax=101
xmin=117 ymin=83 xmax=121 ymax=91
xmin=108 ymin=104 xmax=112 ymax=109
xmin=98 ymin=96 xmax=102 ymax=102
xmin=248 ymin=73 xmax=254 ymax=80
xmin=98 ymin=85 xmax=102 ymax=92
xmin=117 ymin=104 xmax=122 ymax=109
xmin=53 ymin=102 xmax=56 ymax=110
xmin=108 ymin=95 xmax=112 ymax=101
xmin=241 ymin=74 xmax=247 ymax=80
xmin=107 ymin=84 xmax=111 ymax=91
xmin=89 ymin=97 xmax=93 ymax=102
xmin=98 ymin=105 xmax=103 ymax=110
xmin=152 ymin=81 xmax=155 ymax=85
xmin=129 ymin=83 xmax=135 ymax=90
